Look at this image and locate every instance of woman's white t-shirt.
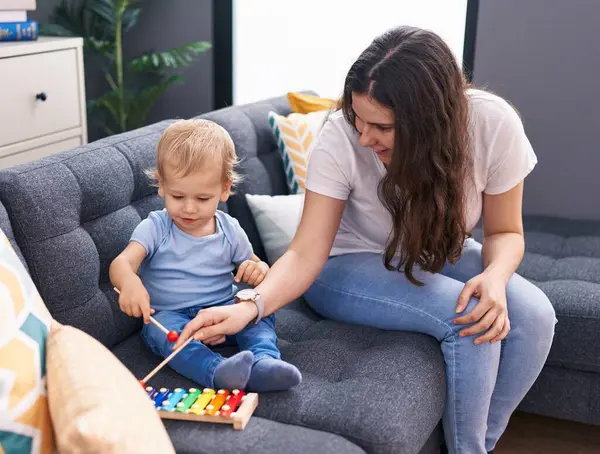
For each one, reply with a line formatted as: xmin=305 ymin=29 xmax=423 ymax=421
xmin=305 ymin=89 xmax=538 ymax=257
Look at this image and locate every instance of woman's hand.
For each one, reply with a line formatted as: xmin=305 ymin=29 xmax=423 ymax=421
xmin=173 ymin=301 xmax=258 ymax=349
xmin=453 ymin=272 xmax=511 ymax=344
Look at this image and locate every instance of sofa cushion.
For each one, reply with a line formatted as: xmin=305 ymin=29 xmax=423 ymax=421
xmin=244 ymin=193 xmax=304 ymax=265
xmin=163 ymin=416 xmax=367 ymax=454
xmin=113 ymin=300 xmax=445 ymax=454
xmin=473 ymin=215 xmax=600 ymax=374
xmin=267 ymin=109 xmax=330 ymax=194
xmin=196 ymin=92 xmax=317 ymax=260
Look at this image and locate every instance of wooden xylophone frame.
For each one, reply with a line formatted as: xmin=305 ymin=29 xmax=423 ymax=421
xmin=146 ymin=386 xmax=259 ymax=430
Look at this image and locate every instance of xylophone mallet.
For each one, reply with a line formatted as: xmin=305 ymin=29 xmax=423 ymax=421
xmin=113 ymin=287 xmax=179 ymax=342
xmin=141 ymin=336 xmax=194 ymax=384
xmin=149 ymin=316 xmax=179 ymax=342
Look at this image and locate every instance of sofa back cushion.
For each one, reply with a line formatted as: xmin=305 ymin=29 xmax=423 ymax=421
xmin=0 ymin=120 xmax=172 ymax=347
xmin=0 ymin=199 xmax=26 ymax=269
xmin=0 ymin=95 xmax=296 ymax=348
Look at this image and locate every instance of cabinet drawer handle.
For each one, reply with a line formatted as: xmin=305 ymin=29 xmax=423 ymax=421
xmin=35 ymin=92 xmax=47 ymax=102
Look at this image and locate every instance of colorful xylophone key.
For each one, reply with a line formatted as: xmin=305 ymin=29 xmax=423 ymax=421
xmin=175 ymin=388 xmax=202 ymax=413
xmin=219 ymin=389 xmax=245 ymax=417
xmin=188 ymin=388 xmax=216 ymax=415
xmin=204 ymin=389 xmax=230 ymax=416
xmin=159 ymin=388 xmax=186 ymax=412
xmin=145 ymin=386 xmax=158 ymax=400
xmin=153 ymin=387 xmax=171 ymax=408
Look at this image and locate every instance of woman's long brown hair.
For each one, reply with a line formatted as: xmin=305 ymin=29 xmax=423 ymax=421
xmin=341 ymin=26 xmax=472 ymax=285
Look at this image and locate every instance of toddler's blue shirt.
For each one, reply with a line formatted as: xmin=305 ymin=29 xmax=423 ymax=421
xmin=130 ymin=209 xmax=253 ymax=311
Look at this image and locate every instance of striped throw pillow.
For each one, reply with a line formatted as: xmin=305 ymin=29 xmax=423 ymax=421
xmin=268 ymin=109 xmax=330 ymax=193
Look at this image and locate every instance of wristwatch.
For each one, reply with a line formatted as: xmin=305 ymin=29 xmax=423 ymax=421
xmin=234 ymin=289 xmax=264 ymax=324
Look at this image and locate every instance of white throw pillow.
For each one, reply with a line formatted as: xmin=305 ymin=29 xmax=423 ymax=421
xmin=245 ymin=193 xmax=305 ymax=264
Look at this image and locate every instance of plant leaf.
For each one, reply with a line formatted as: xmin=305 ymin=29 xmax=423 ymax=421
xmin=91 ymin=90 xmax=122 ymax=128
xmin=44 ymin=0 xmax=87 ymax=37
xmin=86 ymin=37 xmax=114 ymax=56
xmin=126 ymin=75 xmax=183 ymax=130
xmin=43 ymin=0 xmax=116 ymax=42
xmin=88 ymin=0 xmax=117 ymax=35
xmin=104 ymin=72 xmax=118 ymax=91
xmin=122 ymin=6 xmax=140 ymax=31
xmin=104 ymin=126 xmax=116 ymax=136
xmin=128 ymin=41 xmax=211 ymax=73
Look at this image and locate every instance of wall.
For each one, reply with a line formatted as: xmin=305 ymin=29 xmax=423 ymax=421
xmin=30 ymin=0 xmax=213 ymax=140
xmin=473 ymin=0 xmax=600 ymax=220
xmin=232 ymin=0 xmax=469 ymax=105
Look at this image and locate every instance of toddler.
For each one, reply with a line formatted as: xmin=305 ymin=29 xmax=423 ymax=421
xmin=109 ymin=119 xmax=301 ymax=392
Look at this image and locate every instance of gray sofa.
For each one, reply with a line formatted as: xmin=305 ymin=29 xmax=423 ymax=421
xmin=0 ymin=94 xmax=597 ymax=454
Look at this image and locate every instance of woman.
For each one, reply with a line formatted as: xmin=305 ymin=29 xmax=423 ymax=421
xmin=175 ymin=26 xmax=556 ymax=453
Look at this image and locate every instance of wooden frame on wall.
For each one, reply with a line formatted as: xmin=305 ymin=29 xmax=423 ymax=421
xmin=463 ymin=0 xmax=479 ymax=82
xmin=212 ymin=0 xmax=233 ymax=110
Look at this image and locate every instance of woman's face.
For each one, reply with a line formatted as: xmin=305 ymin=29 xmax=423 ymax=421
xmin=352 ymin=93 xmax=395 ymax=165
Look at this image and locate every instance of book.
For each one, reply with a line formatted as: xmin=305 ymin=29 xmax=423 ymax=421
xmin=0 ymin=11 xmax=27 ymax=22
xmin=0 ymin=1 xmax=36 ymax=10
xmin=0 ymin=20 xmax=38 ymax=41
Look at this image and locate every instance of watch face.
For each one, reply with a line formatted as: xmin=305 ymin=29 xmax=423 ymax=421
xmin=237 ymin=289 xmax=256 ymax=299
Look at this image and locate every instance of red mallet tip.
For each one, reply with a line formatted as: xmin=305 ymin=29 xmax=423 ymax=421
xmin=167 ymin=331 xmax=179 ymax=342
xmin=139 ymin=380 xmax=146 ymax=388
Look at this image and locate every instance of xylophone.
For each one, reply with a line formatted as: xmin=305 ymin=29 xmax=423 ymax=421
xmin=146 ymin=386 xmax=259 ymax=430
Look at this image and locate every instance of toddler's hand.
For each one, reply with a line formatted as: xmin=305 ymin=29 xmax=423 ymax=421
xmin=118 ymin=277 xmax=153 ymax=324
xmin=234 ymin=260 xmax=269 ymax=286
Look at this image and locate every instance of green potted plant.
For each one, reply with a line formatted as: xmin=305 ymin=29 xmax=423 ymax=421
xmin=42 ymin=0 xmax=211 ymax=135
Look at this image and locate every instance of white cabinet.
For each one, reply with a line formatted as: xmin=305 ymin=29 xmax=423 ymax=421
xmin=0 ymin=36 xmax=87 ymax=168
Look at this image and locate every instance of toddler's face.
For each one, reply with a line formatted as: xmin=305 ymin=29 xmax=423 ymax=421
xmin=158 ymin=157 xmax=231 ymax=235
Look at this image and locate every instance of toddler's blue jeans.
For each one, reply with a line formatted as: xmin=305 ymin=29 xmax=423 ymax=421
xmin=141 ymin=300 xmax=279 ymax=388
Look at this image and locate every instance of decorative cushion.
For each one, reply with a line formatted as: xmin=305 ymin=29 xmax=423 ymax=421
xmin=287 ymin=92 xmax=337 ymax=114
xmin=245 ymin=193 xmax=304 ymax=264
xmin=268 ymin=109 xmax=329 ymax=193
xmin=0 ymin=228 xmax=55 ymax=454
xmin=46 ymin=323 xmax=175 ymax=454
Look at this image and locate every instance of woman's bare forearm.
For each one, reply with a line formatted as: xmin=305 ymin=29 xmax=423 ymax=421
xmin=252 ymin=191 xmax=345 ymax=316
xmin=254 ymin=247 xmax=328 ymax=316
xmin=482 ymin=232 xmax=524 ymax=286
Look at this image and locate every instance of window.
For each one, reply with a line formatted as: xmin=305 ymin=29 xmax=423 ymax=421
xmin=232 ymin=0 xmax=470 ymax=105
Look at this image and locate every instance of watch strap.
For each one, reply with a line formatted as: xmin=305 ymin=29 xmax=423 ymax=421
xmin=235 ymin=291 xmax=264 ymax=324
xmin=252 ymin=293 xmax=264 ymax=324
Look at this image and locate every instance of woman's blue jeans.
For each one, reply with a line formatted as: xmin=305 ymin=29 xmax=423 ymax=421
xmin=141 ymin=301 xmax=280 ymax=388
xmin=304 ymin=239 xmax=556 ymax=454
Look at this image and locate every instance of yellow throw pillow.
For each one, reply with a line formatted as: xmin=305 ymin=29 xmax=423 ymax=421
xmin=269 ymin=109 xmax=330 ymax=193
xmin=46 ymin=323 xmax=176 ymax=454
xmin=0 ymin=229 xmax=55 ymax=454
xmin=287 ymin=92 xmax=338 ymax=114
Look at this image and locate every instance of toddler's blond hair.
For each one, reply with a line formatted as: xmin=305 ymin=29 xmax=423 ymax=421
xmin=149 ymin=119 xmax=241 ymax=187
